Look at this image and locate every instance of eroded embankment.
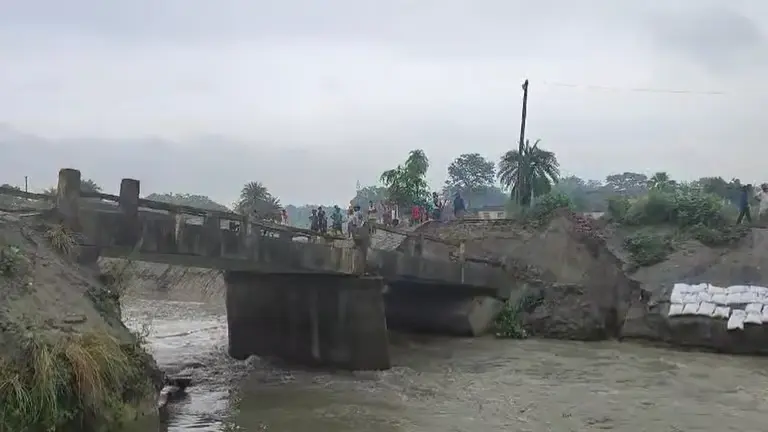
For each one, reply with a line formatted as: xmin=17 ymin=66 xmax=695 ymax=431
xmin=421 ymin=213 xmax=768 ymax=354
xmin=0 ymin=214 xmax=163 ymax=431
xmin=415 ymin=212 xmax=640 ymax=340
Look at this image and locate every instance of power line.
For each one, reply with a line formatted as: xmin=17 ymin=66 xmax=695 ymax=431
xmin=541 ymin=80 xmax=725 ymax=96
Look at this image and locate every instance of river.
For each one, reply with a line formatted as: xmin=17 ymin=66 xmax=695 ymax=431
xmin=123 ymin=295 xmax=768 ymax=431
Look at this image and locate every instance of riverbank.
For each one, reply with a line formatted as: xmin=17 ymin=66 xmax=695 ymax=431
xmin=0 ymin=213 xmax=163 ymax=431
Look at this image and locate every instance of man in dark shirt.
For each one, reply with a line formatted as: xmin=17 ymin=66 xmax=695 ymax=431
xmin=453 ymin=192 xmax=466 ymax=219
xmin=309 ymin=209 xmax=319 ymax=231
xmin=737 ymin=184 xmax=752 ymax=224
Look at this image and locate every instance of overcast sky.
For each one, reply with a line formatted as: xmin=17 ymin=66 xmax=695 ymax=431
xmin=1 ymin=0 xmax=766 ymax=205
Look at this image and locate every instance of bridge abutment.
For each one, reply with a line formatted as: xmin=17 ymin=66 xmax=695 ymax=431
xmin=224 ymin=272 xmax=390 ymax=370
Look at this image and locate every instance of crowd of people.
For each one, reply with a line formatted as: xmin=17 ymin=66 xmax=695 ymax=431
xmin=280 ymin=192 xmax=468 ymax=237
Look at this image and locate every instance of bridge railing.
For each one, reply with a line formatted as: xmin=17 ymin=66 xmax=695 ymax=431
xmin=0 ymin=168 xmax=504 ymax=268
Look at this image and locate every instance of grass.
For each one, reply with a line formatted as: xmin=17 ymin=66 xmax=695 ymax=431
xmin=0 ymin=244 xmax=27 ymax=277
xmin=494 ymin=290 xmax=544 ymax=339
xmin=0 ymin=332 xmax=155 ymax=432
xmin=44 ymin=224 xmax=78 ymax=257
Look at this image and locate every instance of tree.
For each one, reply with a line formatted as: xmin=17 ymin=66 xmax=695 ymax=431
xmin=647 ymin=172 xmax=676 ymax=191
xmin=42 ymin=178 xmax=102 ymax=196
xmin=234 ymin=181 xmax=281 ymax=221
xmin=0 ymin=184 xmax=23 ymax=209
xmin=380 ymin=149 xmax=430 ymax=206
xmin=81 ymin=179 xmax=102 ymax=193
xmin=145 ymin=193 xmax=230 ymax=212
xmin=604 ymin=172 xmax=648 ymax=196
xmin=446 ymin=153 xmax=495 ymax=193
xmin=497 ymin=139 xmax=560 ymax=207
xmin=351 ymin=185 xmax=388 ymax=208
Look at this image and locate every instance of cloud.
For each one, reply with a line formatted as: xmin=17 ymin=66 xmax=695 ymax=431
xmin=1 ymin=0 xmax=767 ymax=205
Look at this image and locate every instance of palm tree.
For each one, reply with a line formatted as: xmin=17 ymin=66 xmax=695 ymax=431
xmin=497 ymin=139 xmax=560 ymax=207
xmin=235 ymin=181 xmax=281 ymax=221
xmin=647 ymin=172 xmax=676 ymax=191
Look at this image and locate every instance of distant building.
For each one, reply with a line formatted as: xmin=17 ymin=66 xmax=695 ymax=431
xmin=474 ymin=205 xmax=508 ymax=220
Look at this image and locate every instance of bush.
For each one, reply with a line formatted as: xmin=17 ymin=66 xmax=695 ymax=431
xmin=0 ymin=244 xmax=26 ymax=277
xmin=623 ymin=188 xmax=730 ymax=229
xmin=524 ymin=192 xmax=573 ymax=226
xmin=494 ymin=290 xmax=543 ymax=339
xmin=606 ymin=196 xmax=630 ymax=221
xmin=0 ymin=332 xmax=155 ymax=431
xmin=689 ymin=223 xmax=749 ymax=247
xmin=623 ymin=231 xmax=674 ymax=266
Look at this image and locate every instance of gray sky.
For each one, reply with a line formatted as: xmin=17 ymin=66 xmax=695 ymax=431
xmin=1 ymin=0 xmax=767 ymax=206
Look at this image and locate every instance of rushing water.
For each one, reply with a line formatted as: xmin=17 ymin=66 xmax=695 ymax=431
xmin=123 ymin=296 xmax=768 ymax=431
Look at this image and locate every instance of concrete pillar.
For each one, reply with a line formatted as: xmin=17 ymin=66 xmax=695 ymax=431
xmin=118 ymin=178 xmax=140 ymax=247
xmin=225 ymin=272 xmax=390 ymax=370
xmin=56 ymin=168 xmax=81 ymax=230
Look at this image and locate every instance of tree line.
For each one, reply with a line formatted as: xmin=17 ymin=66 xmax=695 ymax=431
xmin=0 ymin=142 xmax=752 ymax=226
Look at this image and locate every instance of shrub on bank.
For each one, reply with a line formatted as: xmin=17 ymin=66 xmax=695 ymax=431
xmin=0 ymin=332 xmax=156 ymax=432
xmin=623 ymin=231 xmax=674 ymax=267
xmin=623 ymin=188 xmax=729 ymax=229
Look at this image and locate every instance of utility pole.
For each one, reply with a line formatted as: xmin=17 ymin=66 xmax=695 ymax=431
xmin=516 ymin=79 xmax=529 ymax=206
xmin=24 ymin=176 xmax=28 ymax=193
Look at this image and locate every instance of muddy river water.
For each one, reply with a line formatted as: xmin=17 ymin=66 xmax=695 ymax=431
xmin=122 ymin=295 xmax=768 ymax=431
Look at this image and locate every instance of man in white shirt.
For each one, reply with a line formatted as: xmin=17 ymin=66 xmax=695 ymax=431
xmin=755 ymin=184 xmax=768 ymax=219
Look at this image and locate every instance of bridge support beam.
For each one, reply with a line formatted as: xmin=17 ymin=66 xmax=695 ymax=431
xmin=225 ymin=272 xmax=390 ymax=370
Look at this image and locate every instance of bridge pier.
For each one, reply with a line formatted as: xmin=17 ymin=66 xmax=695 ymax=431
xmin=224 ymin=272 xmax=390 ymax=370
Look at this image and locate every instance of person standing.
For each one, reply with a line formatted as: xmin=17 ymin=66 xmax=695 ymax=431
xmin=280 ymin=209 xmax=289 ymax=225
xmin=737 ymin=185 xmax=752 ymax=224
xmin=453 ymin=192 xmax=466 ymax=219
xmin=330 ymin=205 xmax=344 ymax=235
xmin=367 ymin=200 xmax=378 ymax=234
xmin=309 ymin=208 xmax=319 ymax=231
xmin=317 ymin=206 xmax=328 ymax=234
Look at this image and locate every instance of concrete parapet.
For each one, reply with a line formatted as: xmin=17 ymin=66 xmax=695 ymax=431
xmin=225 ymin=272 xmax=390 ymax=370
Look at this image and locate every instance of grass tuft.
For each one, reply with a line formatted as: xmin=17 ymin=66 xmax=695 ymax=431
xmin=0 ymin=332 xmax=155 ymax=431
xmin=44 ymin=224 xmax=78 ymax=256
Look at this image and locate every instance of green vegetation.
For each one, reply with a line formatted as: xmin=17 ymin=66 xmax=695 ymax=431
xmin=609 ymin=181 xmax=750 ymax=266
xmin=234 ymin=182 xmax=282 ymax=221
xmin=498 ymin=139 xmax=560 ymax=206
xmin=44 ymin=224 xmax=79 ymax=256
xmin=494 ymin=291 xmax=544 ymax=339
xmin=380 ymin=149 xmax=431 ymax=207
xmin=623 ymin=231 xmax=674 ymax=266
xmin=0 ymin=244 xmax=26 ymax=277
xmin=0 ymin=332 xmax=155 ymax=432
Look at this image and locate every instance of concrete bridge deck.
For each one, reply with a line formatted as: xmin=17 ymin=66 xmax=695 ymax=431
xmin=0 ymin=168 xmax=515 ymax=371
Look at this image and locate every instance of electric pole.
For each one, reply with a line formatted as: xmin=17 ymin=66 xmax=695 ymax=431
xmin=516 ymin=79 xmax=529 ymax=206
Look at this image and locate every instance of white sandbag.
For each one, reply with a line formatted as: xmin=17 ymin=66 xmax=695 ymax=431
xmin=728 ymin=310 xmax=746 ymax=330
xmin=682 ymin=302 xmax=700 ymax=315
xmin=711 ymin=294 xmax=728 ymax=305
xmin=726 ymin=293 xmax=746 ymax=304
xmin=708 ymin=285 xmax=726 ymax=295
xmin=750 ymin=285 xmax=768 ymax=296
xmin=668 ymin=304 xmax=684 ymax=317
xmin=670 ymin=292 xmax=683 ymax=303
xmin=688 ymin=283 xmax=707 ymax=293
xmin=697 ymin=292 xmax=713 ymax=303
xmin=728 ymin=285 xmax=750 ymax=294
xmin=762 ymin=308 xmax=768 ymax=323
xmin=745 ymin=303 xmax=763 ymax=314
xmin=745 ymin=312 xmax=763 ymax=325
xmin=713 ymin=306 xmax=731 ymax=319
xmin=745 ymin=292 xmax=759 ymax=303
xmin=682 ymin=294 xmax=700 ymax=303
xmin=697 ymin=302 xmax=716 ymax=317
xmin=673 ymin=283 xmax=691 ymax=294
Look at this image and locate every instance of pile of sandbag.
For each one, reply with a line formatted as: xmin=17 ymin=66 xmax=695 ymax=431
xmin=667 ymin=283 xmax=768 ymax=330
